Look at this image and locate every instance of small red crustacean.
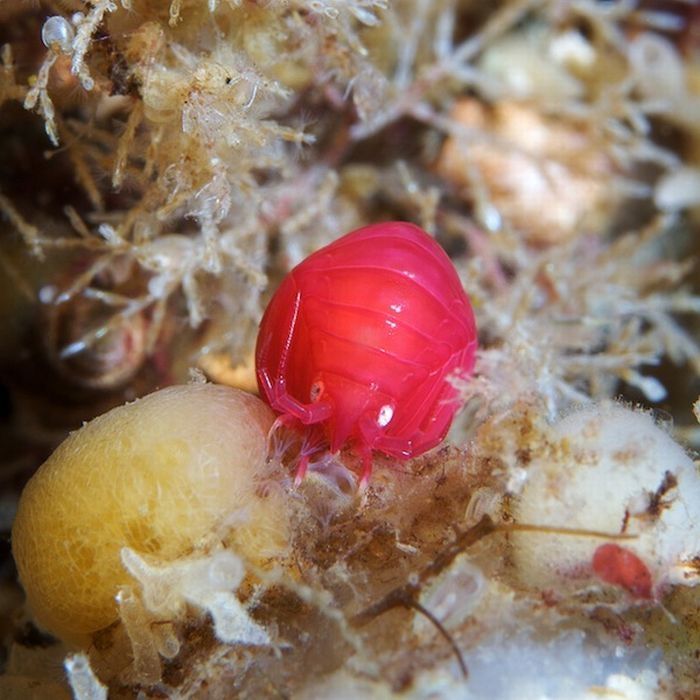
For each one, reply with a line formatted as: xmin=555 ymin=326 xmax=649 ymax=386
xmin=255 ymin=221 xmax=478 ymax=487
xmin=592 ymin=543 xmax=653 ymax=600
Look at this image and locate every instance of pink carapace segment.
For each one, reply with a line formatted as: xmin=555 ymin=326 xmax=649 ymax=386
xmin=255 ymin=221 xmax=478 ymax=485
xmin=592 ymin=543 xmax=653 ymax=599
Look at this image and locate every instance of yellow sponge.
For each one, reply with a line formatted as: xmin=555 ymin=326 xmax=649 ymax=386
xmin=12 ymin=383 xmax=280 ymax=643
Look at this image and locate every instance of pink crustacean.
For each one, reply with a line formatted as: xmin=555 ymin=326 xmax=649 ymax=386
xmin=255 ymin=221 xmax=478 ymax=487
xmin=592 ymin=543 xmax=653 ymax=600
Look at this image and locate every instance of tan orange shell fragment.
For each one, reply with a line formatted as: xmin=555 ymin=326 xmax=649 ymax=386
xmin=436 ymin=99 xmax=616 ymax=245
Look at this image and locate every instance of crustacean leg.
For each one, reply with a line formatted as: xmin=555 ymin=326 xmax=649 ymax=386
xmin=266 ymin=412 xmax=327 ymax=486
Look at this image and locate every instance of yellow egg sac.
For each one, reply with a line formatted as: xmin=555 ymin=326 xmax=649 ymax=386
xmin=11 ymin=383 xmax=281 ymax=643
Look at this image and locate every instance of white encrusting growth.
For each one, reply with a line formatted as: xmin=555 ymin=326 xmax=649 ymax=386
xmin=510 ymin=403 xmax=700 ymax=597
xmin=64 ymin=653 xmax=108 ymax=700
xmin=121 ymin=548 xmax=271 ymax=646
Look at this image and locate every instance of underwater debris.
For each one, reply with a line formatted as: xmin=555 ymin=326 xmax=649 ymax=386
xmin=41 ymin=282 xmax=149 ymax=390
xmin=64 ymin=653 xmax=108 ymax=700
xmin=436 ymin=98 xmax=619 ymax=245
xmin=1 ymin=0 xmax=700 ymax=697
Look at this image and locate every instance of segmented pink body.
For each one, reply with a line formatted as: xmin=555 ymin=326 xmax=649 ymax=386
xmin=255 ymin=222 xmax=478 ymax=485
